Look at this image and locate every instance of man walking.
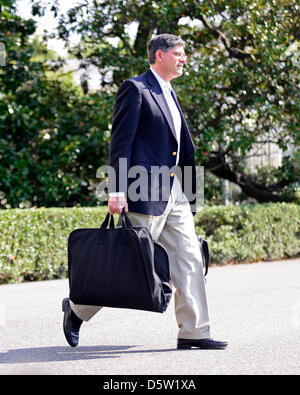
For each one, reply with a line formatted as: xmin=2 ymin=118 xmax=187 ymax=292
xmin=62 ymin=33 xmax=227 ymax=350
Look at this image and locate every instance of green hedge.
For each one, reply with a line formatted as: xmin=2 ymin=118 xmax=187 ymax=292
xmin=195 ymin=203 xmax=300 ymax=265
xmin=0 ymin=207 xmax=108 ymax=284
xmin=0 ymin=203 xmax=299 ymax=284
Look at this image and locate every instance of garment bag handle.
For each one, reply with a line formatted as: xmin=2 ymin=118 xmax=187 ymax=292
xmin=121 ymin=208 xmax=132 ymax=228
xmin=96 ymin=212 xmax=115 ymax=245
xmin=100 ymin=212 xmax=115 ymax=230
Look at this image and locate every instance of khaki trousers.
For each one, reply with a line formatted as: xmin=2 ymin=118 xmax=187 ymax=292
xmin=70 ymin=175 xmax=210 ymax=339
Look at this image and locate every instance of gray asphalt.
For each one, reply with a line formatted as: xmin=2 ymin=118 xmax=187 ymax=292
xmin=0 ymin=258 xmax=299 ymax=375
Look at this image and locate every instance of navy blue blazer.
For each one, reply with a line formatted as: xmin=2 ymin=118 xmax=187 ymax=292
xmin=109 ymin=69 xmax=196 ymax=216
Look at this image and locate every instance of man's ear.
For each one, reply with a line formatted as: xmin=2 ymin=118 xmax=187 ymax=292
xmin=155 ymin=49 xmax=164 ymax=63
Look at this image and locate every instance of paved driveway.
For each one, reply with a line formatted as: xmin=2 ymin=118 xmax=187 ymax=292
xmin=0 ymin=259 xmax=299 ymax=375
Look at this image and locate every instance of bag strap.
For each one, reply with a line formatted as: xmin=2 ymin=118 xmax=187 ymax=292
xmin=121 ymin=208 xmax=132 ymax=227
xmin=97 ymin=213 xmax=115 ymax=244
xmin=100 ymin=213 xmax=115 ymax=229
xmin=97 ymin=209 xmax=131 ymax=245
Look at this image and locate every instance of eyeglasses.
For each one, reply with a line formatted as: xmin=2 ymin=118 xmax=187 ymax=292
xmin=170 ymin=51 xmax=187 ymax=60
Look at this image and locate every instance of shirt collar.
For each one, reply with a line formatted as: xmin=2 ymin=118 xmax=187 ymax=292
xmin=150 ymin=67 xmax=172 ymax=92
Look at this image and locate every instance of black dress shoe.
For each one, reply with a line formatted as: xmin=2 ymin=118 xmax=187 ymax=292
xmin=177 ymin=338 xmax=228 ymax=350
xmin=62 ymin=297 xmax=83 ymax=347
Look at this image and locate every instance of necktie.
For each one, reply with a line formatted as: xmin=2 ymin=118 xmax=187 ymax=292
xmin=163 ymin=85 xmax=181 ymax=167
xmin=164 ymin=86 xmax=181 ymax=137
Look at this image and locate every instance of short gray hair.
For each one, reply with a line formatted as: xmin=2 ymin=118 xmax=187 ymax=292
xmin=147 ymin=33 xmax=186 ymax=64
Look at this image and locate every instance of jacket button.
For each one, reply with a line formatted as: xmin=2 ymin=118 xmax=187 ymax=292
xmin=170 ymin=173 xmax=174 ymax=177
xmin=172 ymin=151 xmax=177 ymax=156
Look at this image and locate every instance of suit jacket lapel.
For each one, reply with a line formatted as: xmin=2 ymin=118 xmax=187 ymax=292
xmin=146 ymin=70 xmax=177 ymax=141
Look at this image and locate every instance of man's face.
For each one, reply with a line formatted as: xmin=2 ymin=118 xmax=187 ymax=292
xmin=158 ymin=44 xmax=187 ymax=80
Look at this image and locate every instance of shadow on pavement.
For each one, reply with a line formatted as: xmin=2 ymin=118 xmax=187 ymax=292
xmin=0 ymin=345 xmax=177 ymax=364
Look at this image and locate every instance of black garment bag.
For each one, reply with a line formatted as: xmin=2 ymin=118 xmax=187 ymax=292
xmin=67 ymin=209 xmax=172 ymax=313
xmin=197 ymin=235 xmax=210 ymax=277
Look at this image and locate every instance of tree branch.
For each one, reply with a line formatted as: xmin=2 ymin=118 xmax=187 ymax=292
xmin=205 ymin=151 xmax=294 ymax=202
xmin=198 ymin=14 xmax=253 ymax=60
